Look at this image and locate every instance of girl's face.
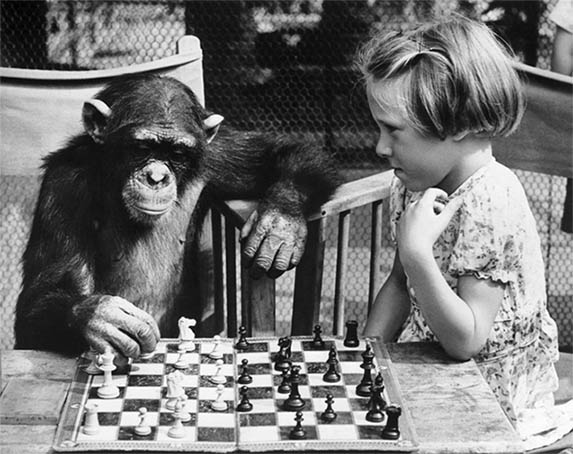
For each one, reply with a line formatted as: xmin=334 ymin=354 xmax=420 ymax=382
xmin=367 ymin=79 xmax=464 ymax=194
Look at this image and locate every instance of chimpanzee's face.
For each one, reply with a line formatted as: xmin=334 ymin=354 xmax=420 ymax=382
xmin=82 ymin=76 xmax=223 ymax=225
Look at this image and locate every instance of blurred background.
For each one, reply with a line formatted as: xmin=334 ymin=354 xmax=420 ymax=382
xmin=1 ymin=0 xmax=571 ymax=351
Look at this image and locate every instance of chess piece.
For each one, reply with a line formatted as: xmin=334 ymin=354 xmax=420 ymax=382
xmin=277 ymin=367 xmax=291 ymax=394
xmin=134 ymin=407 xmax=152 ymax=436
xmin=209 ymin=335 xmax=223 ymax=360
xmin=210 ymin=358 xmax=227 ymax=385
xmin=381 ymin=405 xmax=401 ymax=440
xmin=343 ymin=320 xmax=360 ymax=347
xmin=174 ymin=345 xmax=189 ymax=370
xmin=211 ymin=384 xmax=228 ymax=412
xmin=289 ymin=411 xmax=306 ymax=440
xmin=84 ymin=348 xmax=102 ymax=375
xmin=166 ymin=370 xmax=185 ymax=410
xmin=237 ymin=358 xmax=253 ymax=385
xmin=178 ymin=316 xmax=196 ymax=352
xmin=235 ymin=326 xmax=249 ymax=350
xmin=366 ymin=372 xmax=387 ymax=423
xmin=356 ymin=344 xmax=375 ymax=397
xmin=167 ymin=400 xmax=186 ymax=439
xmin=311 ymin=324 xmax=325 ymax=348
xmin=236 ymin=386 xmax=253 ymax=412
xmin=178 ymin=394 xmax=191 ymax=422
xmin=274 ymin=337 xmax=292 ymax=372
xmin=320 ymin=393 xmax=337 ymax=422
xmin=97 ymin=347 xmax=120 ymax=398
xmin=322 ymin=346 xmax=341 ymax=383
xmin=82 ymin=403 xmax=100 ymax=435
xmin=283 ymin=365 xmax=305 ymax=411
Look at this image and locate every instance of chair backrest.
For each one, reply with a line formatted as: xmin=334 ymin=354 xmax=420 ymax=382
xmin=214 ymin=62 xmax=573 ymax=344
xmin=0 ymin=36 xmax=204 ymax=350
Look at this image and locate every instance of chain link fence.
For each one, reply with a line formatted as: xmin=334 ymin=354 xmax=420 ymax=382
xmin=1 ymin=0 xmax=571 ymax=351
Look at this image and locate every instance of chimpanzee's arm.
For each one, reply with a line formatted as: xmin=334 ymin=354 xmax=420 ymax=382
xmin=204 ymin=130 xmax=342 ymax=277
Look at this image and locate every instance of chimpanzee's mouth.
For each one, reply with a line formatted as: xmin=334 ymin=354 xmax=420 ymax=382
xmin=135 ymin=205 xmax=170 ymax=216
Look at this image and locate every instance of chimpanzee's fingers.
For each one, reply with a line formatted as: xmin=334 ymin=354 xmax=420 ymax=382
xmin=114 ymin=314 xmax=158 ymax=355
xmin=242 ymin=221 xmax=269 ymax=270
xmin=249 ymin=234 xmax=284 ymax=279
xmin=115 ymin=298 xmax=161 ymax=343
xmin=240 ymin=210 xmax=259 ymax=242
xmin=267 ymin=243 xmax=292 ymax=279
xmin=289 ymin=234 xmax=306 ymax=269
xmin=85 ymin=324 xmax=140 ymax=359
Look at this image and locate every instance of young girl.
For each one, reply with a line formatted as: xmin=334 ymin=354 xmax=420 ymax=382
xmin=359 ymin=16 xmax=572 ymax=448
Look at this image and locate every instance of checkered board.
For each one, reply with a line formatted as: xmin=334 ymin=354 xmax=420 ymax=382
xmin=53 ymin=336 xmax=418 ymax=452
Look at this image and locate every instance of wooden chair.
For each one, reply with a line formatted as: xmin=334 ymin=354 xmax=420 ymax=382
xmin=213 ymin=61 xmax=573 ymax=343
xmin=0 ymin=36 xmax=205 ymax=350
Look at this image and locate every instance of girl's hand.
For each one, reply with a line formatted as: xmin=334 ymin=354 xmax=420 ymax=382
xmin=397 ymin=188 xmax=462 ymax=261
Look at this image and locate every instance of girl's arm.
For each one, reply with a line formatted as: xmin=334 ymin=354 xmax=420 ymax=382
xmin=363 ymin=251 xmax=411 ymax=342
xmin=397 ymin=188 xmax=504 ymax=360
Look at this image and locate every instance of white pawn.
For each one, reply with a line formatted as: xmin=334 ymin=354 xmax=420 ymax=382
xmin=209 ymin=335 xmax=223 ymax=360
xmin=84 ymin=348 xmax=102 ymax=375
xmin=167 ymin=400 xmax=186 ymax=439
xmin=210 ymin=359 xmax=226 ymax=385
xmin=97 ymin=347 xmax=119 ymax=399
xmin=211 ymin=384 xmax=228 ymax=412
xmin=82 ymin=403 xmax=100 ymax=435
xmin=174 ymin=345 xmax=189 ymax=370
xmin=134 ymin=407 xmax=151 ymax=436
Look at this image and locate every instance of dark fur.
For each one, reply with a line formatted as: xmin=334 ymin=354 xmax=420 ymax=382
xmin=15 ymin=74 xmax=340 ymax=354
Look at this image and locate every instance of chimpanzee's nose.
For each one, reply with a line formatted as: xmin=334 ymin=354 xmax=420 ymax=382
xmin=139 ymin=162 xmax=172 ymax=188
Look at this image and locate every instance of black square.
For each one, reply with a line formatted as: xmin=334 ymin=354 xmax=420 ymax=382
xmin=128 ymin=375 xmax=163 ymax=386
xmin=200 ymin=353 xmax=233 ymax=364
xmin=135 ymin=353 xmax=165 ymax=364
xmin=83 ymin=411 xmax=120 ymax=426
xmin=358 ymin=425 xmax=384 ymax=440
xmin=249 ymin=362 xmax=272 ymax=375
xmin=310 ymin=385 xmax=347 ymax=398
xmin=342 ymin=373 xmax=363 ymax=385
xmin=279 ymin=425 xmax=317 ymax=440
xmin=123 ymin=399 xmax=161 ymax=412
xmin=349 ymin=398 xmax=370 ymax=411
xmin=198 ymin=399 xmax=233 ymax=413
xmin=241 ymin=342 xmax=269 ymax=353
xmin=239 ymin=412 xmax=276 ymax=426
xmin=199 ymin=376 xmax=230 ymax=387
xmin=164 ymin=364 xmax=199 ymax=375
xmin=244 ymin=386 xmax=273 ymax=399
xmin=338 ymin=351 xmax=362 ymax=361
xmin=159 ymin=412 xmax=196 ymax=426
xmin=197 ymin=427 xmax=235 ymax=442
xmin=301 ymin=340 xmax=335 ymax=351
xmin=306 ymin=362 xmax=326 ymax=374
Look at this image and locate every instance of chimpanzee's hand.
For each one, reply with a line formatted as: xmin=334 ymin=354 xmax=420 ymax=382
xmin=72 ymin=295 xmax=160 ymax=359
xmin=240 ymin=208 xmax=307 ymax=279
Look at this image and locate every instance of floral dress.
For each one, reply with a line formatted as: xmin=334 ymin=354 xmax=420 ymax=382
xmin=390 ymin=159 xmax=560 ymax=431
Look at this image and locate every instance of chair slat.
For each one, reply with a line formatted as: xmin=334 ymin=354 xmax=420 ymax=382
xmin=369 ymin=200 xmax=384 ymax=313
xmin=333 ymin=210 xmax=351 ymax=335
xmin=224 ymin=218 xmax=238 ymax=337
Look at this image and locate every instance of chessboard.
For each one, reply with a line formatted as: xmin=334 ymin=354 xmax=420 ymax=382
xmin=53 ymin=333 xmax=418 ymax=452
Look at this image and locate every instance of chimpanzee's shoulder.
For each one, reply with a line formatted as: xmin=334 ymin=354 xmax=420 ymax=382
xmin=41 ymin=135 xmax=101 ymax=172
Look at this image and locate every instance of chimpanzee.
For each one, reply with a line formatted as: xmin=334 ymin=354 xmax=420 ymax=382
xmin=15 ymin=74 xmax=340 ymax=358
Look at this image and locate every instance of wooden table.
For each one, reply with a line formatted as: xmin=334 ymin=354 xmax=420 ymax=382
xmin=0 ymin=342 xmax=525 ymax=454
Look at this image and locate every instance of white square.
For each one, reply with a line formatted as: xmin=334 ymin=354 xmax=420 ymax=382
xmin=91 ymin=374 xmax=127 ymax=387
xmin=198 ymin=385 xmax=234 ymax=401
xmin=237 ymin=352 xmax=269 ymax=364
xmin=77 ymin=425 xmax=118 ymax=442
xmin=200 ymin=362 xmax=234 ymax=377
xmin=307 ymin=373 xmax=331 ymax=387
xmin=317 ymin=424 xmax=359 ymax=440
xmin=246 ymin=398 xmax=275 ymax=413
xmin=128 ymin=363 xmax=164 ymax=375
xmin=123 ymin=386 xmax=162 ymax=400
xmin=156 ymin=425 xmax=196 ymax=440
xmin=249 ymin=374 xmax=273 ymax=387
xmin=201 ymin=340 xmax=233 ymax=355
xmin=312 ymin=397 xmax=351 ymax=412
xmin=276 ymin=410 xmax=316 ymax=426
xmin=197 ymin=412 xmax=235 ymax=427
xmin=339 ymin=361 xmax=362 ymax=374
xmin=239 ymin=426 xmax=279 ymax=442
xmin=302 ymin=350 xmax=328 ymax=362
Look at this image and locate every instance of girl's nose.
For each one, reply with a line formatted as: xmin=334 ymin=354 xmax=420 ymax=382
xmin=375 ymin=143 xmax=392 ymax=158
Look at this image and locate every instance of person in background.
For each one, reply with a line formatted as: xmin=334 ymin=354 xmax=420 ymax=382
xmin=359 ymin=16 xmax=573 ymax=450
xmin=550 ymin=0 xmax=573 ymax=233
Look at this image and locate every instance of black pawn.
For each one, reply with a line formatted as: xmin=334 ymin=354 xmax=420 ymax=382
xmin=343 ymin=320 xmax=360 ymax=347
xmin=356 ymin=344 xmax=375 ymax=397
xmin=237 ymin=358 xmax=253 ymax=385
xmin=283 ymin=365 xmax=305 ymax=411
xmin=235 ymin=326 xmax=249 ymax=351
xmin=236 ymin=386 xmax=253 ymax=412
xmin=322 ymin=346 xmax=341 ymax=383
xmin=311 ymin=325 xmax=325 ymax=348
xmin=289 ymin=411 xmax=306 ymax=440
xmin=320 ymin=393 xmax=337 ymax=422
xmin=381 ymin=405 xmax=401 ymax=440
xmin=277 ymin=367 xmax=291 ymax=394
xmin=274 ymin=337 xmax=292 ymax=372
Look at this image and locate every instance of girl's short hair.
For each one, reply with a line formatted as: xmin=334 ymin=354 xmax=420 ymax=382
xmin=357 ymin=16 xmax=525 ymax=139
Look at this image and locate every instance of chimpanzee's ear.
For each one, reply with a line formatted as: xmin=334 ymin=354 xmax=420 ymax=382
xmin=203 ymin=114 xmax=224 ymax=144
xmin=82 ymin=99 xmax=111 ymax=144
